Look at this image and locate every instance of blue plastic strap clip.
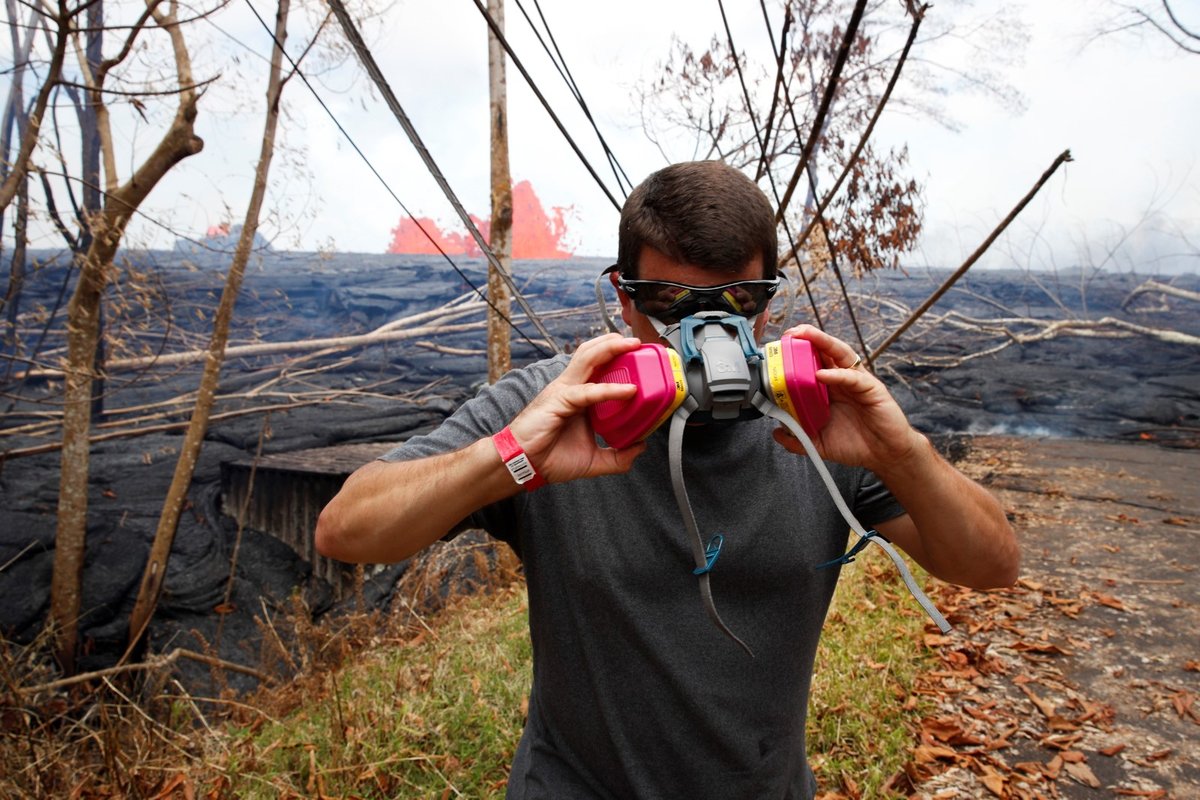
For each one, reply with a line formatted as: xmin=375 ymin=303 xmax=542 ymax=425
xmin=816 ymin=529 xmax=879 ymax=570
xmin=693 ymin=534 xmax=725 ymax=575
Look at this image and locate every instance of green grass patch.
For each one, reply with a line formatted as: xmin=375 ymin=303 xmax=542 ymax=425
xmin=213 ymin=550 xmax=933 ymax=797
xmin=808 ymin=549 xmax=936 ymax=796
xmin=216 ymin=584 xmax=532 ymax=798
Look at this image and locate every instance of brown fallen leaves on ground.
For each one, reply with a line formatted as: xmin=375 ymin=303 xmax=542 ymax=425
xmin=894 ymin=577 xmax=1196 ymax=799
xmin=812 ymin=573 xmax=1193 ymax=799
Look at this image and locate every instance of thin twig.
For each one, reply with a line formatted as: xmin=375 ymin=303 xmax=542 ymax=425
xmin=17 ymin=647 xmax=272 ymax=696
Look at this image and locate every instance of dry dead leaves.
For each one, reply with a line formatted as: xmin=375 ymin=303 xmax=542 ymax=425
xmin=882 ymin=576 xmax=1198 ymax=799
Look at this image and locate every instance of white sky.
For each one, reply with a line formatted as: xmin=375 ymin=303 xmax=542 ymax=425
xmin=14 ymin=0 xmax=1200 ymax=272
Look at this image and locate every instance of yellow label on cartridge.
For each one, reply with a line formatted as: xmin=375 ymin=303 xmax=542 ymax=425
xmin=764 ymin=340 xmax=798 ymax=421
xmin=649 ymin=348 xmax=689 ymax=435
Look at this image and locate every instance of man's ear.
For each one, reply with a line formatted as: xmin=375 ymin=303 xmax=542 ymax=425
xmin=753 ymin=299 xmax=773 ymax=341
xmin=613 ymin=271 xmax=636 ymax=328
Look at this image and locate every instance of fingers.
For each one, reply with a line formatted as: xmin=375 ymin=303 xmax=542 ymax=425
xmin=592 ymin=440 xmax=647 ymax=476
xmin=555 ymin=380 xmax=639 ymax=415
xmin=542 ymin=332 xmax=643 ymax=415
xmin=561 ymin=333 xmax=642 ymax=382
xmin=784 ymin=324 xmax=862 ymax=370
xmin=508 ymin=336 xmax=642 ymax=456
xmin=815 ymin=364 xmax=877 ymax=392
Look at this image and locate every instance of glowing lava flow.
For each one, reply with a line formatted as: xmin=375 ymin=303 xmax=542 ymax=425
xmin=387 ymin=181 xmax=575 ymax=259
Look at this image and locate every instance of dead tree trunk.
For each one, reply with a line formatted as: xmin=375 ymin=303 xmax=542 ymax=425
xmin=486 ymin=0 xmax=512 ymax=383
xmin=50 ymin=2 xmax=204 ymax=673
xmin=4 ymin=175 xmax=28 ymax=342
xmin=84 ymin=1 xmax=106 ymax=420
xmin=127 ymin=0 xmax=291 ymax=653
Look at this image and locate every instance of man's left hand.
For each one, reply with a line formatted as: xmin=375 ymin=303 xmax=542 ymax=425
xmin=771 ymin=324 xmax=922 ymax=473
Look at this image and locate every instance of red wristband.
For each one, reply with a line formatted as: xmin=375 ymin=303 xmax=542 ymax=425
xmin=492 ymin=426 xmax=546 ymax=491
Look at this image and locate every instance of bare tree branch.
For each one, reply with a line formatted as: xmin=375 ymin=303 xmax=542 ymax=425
xmin=16 ymin=646 xmax=271 ymax=695
xmin=1122 ymin=279 xmax=1200 ymax=309
xmin=869 ymin=149 xmax=1074 ymax=363
xmin=775 ymin=0 xmax=869 ymax=222
xmin=0 ymin=0 xmax=72 ymax=216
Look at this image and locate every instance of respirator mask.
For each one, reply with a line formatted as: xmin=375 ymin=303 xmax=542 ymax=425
xmin=591 ymin=265 xmax=951 ymax=655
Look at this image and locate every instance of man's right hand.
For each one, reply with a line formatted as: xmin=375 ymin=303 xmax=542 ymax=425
xmin=508 ymin=333 xmax=647 ymax=485
xmin=316 ymin=333 xmax=647 ymax=565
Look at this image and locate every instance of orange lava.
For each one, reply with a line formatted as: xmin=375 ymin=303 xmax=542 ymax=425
xmin=387 ymin=181 xmax=574 ymax=259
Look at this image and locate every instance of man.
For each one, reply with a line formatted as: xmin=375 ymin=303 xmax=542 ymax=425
xmin=316 ymin=161 xmax=1019 ymax=799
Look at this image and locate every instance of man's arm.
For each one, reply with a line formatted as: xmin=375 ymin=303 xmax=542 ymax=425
xmin=316 ymin=334 xmax=648 ymax=564
xmin=868 ymin=437 xmax=1017 ymax=589
xmin=316 ymin=441 xmax=524 ymax=564
xmin=774 ymin=325 xmax=1019 ymax=589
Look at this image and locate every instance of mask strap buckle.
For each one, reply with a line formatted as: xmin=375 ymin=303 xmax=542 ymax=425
xmin=692 ymin=534 xmax=725 ymax=576
xmin=815 ymin=529 xmax=879 ymax=569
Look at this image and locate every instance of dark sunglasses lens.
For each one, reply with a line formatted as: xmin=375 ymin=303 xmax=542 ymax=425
xmin=629 ymin=282 xmax=773 ymax=322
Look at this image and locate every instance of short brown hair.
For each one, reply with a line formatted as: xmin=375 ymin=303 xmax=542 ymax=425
xmin=617 ymin=161 xmax=777 ymax=279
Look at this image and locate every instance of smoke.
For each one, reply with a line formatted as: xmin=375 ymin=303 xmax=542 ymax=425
xmin=387 ymin=180 xmax=575 ymax=259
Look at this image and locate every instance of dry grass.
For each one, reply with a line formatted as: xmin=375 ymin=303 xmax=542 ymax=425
xmin=0 ymin=535 xmax=518 ymax=799
xmin=0 ymin=626 xmax=212 ymax=797
xmin=203 ymin=583 xmax=531 ymax=798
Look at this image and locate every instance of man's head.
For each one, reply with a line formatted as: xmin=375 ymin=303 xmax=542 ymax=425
xmin=614 ymin=161 xmax=779 ymax=342
xmin=617 ymin=161 xmax=778 ymax=280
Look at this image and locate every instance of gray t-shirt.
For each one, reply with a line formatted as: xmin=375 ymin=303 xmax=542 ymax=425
xmin=382 ymin=355 xmax=906 ymax=799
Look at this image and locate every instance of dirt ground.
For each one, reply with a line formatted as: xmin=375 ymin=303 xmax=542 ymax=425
xmin=906 ymin=435 xmax=1199 ymax=800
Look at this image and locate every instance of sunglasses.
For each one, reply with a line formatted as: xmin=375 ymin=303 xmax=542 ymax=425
xmin=611 ymin=266 xmax=780 ymax=324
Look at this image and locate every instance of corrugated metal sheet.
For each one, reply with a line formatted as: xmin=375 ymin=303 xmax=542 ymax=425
xmin=220 ymin=442 xmax=397 ymax=597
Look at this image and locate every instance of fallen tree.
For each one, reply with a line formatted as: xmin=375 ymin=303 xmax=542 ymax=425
xmin=1122 ymin=278 xmax=1200 ymax=309
xmin=9 ymin=299 xmax=588 ymax=380
xmin=890 ymin=312 xmax=1200 ymax=368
